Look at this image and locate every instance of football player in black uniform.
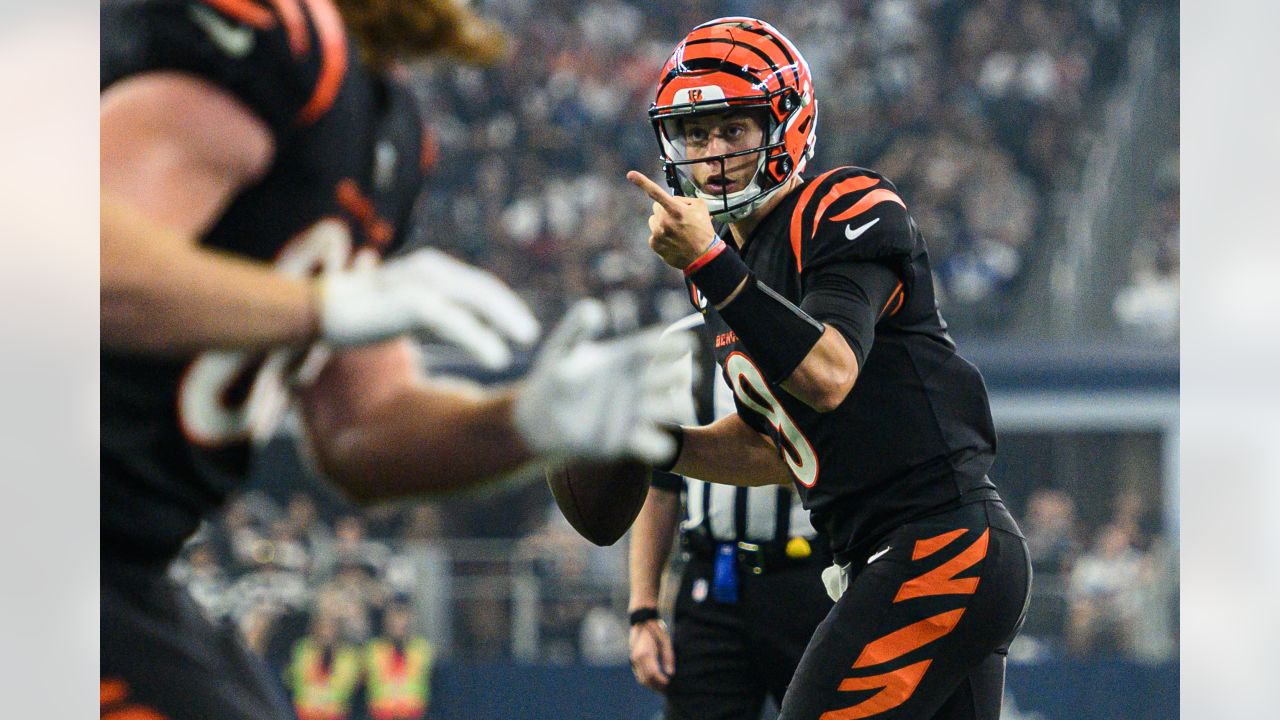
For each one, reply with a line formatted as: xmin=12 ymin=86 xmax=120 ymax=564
xmin=627 ymin=17 xmax=1032 ymax=720
xmin=100 ymin=1 xmax=688 ymax=717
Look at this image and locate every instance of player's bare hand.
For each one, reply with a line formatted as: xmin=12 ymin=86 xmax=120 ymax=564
xmin=627 ymin=170 xmax=719 ymax=271
xmin=629 ymin=618 xmax=675 ymax=692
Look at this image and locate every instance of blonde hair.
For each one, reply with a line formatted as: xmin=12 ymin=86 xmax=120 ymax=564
xmin=333 ymin=0 xmax=508 ymax=69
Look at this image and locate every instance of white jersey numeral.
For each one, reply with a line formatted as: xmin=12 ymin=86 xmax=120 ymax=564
xmin=724 ymin=351 xmax=819 ymax=487
xmin=177 ymin=219 xmax=368 ymax=448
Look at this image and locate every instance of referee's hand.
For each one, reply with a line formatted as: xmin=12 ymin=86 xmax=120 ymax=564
xmin=629 ymin=619 xmax=675 ymax=692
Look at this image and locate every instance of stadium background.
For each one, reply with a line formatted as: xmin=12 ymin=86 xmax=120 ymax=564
xmin=168 ymin=1 xmax=1179 ymax=718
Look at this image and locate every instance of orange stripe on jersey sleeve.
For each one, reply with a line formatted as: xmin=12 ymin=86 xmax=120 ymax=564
xmin=788 ymin=168 xmax=843 ymax=274
xmin=828 ymin=188 xmax=906 ymax=223
xmin=889 ymin=288 xmax=906 ymax=317
xmin=200 ymin=0 xmax=275 ymax=29
xmin=878 ymin=282 xmax=903 ymax=320
xmin=853 ymin=609 xmax=965 ymax=669
xmin=811 ymin=175 xmax=881 ymax=237
xmin=267 ymin=0 xmax=310 ymax=57
xmin=296 ymin=0 xmax=348 ymax=125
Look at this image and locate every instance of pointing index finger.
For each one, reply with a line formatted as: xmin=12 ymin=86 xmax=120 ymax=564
xmin=627 ymin=170 xmax=682 ymax=213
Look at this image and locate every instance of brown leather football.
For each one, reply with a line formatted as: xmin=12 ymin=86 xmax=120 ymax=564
xmin=545 ymin=459 xmax=651 ymax=546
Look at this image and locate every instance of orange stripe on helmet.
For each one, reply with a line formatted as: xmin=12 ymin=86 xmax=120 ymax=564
xmin=853 ymin=609 xmax=965 ymax=669
xmin=822 ymin=659 xmax=932 ymax=720
xmin=267 ymin=0 xmax=309 ymax=57
xmin=828 ymin=188 xmax=905 ymax=223
xmin=811 ymin=175 xmax=881 ymax=237
xmin=296 ymin=0 xmax=347 ymax=125
xmin=894 ymin=528 xmax=990 ymax=602
xmin=788 ymin=168 xmax=843 ymax=273
xmin=913 ymin=528 xmax=968 ymax=560
xmin=199 ymin=0 xmax=275 ymax=29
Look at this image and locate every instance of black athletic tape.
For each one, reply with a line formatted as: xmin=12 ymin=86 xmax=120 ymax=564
xmin=655 ymin=423 xmax=685 ymax=473
xmin=629 ymin=607 xmax=661 ymax=626
xmin=686 ymin=242 xmax=750 ymax=306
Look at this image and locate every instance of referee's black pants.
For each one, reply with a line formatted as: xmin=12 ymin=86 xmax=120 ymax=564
xmin=665 ymin=541 xmax=834 ymax=720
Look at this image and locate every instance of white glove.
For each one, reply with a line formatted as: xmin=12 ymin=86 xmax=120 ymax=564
xmin=319 ymin=248 xmax=540 ymax=368
xmin=513 ymin=299 xmax=695 ymax=465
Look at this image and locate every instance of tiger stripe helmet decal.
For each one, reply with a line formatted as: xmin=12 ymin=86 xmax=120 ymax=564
xmin=649 ymin=17 xmax=817 ymax=221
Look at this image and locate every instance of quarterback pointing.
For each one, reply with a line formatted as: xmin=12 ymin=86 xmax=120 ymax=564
xmin=629 ymin=17 xmax=1031 ymax=720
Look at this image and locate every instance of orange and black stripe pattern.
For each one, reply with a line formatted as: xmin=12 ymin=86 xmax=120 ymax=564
xmin=787 ymin=168 xmax=906 ymax=275
xmin=195 ymin=0 xmax=348 ymax=126
xmin=101 ymin=679 xmax=169 ymax=720
xmin=820 ymin=528 xmax=989 ymax=720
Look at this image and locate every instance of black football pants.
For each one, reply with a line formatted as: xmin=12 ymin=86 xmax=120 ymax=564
xmin=778 ymin=501 xmax=1031 ymax=720
xmin=101 ymin=563 xmax=296 ymax=720
xmin=664 ymin=546 xmax=834 ymax=720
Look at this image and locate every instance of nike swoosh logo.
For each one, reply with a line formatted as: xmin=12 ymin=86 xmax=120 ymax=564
xmin=866 ymin=545 xmax=892 ymax=564
xmin=845 ymin=217 xmax=880 ymax=241
xmin=188 ymin=5 xmax=256 ymax=60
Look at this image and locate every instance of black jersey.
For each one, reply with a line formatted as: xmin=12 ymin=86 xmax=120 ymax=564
xmin=101 ymin=0 xmax=431 ymax=564
xmin=694 ymin=167 xmax=999 ymax=562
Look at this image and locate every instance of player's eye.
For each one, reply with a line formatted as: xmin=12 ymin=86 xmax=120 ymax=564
xmin=685 ymin=127 xmax=709 ymax=144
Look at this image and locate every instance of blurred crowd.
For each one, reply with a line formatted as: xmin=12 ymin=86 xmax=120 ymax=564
xmin=1016 ymin=486 xmax=1178 ymax=663
xmin=406 ymin=0 xmax=1155 ymax=333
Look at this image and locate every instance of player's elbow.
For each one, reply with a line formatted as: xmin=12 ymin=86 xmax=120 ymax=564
xmin=306 ymin=425 xmax=380 ymax=504
xmin=795 ymin=363 xmax=858 ymax=413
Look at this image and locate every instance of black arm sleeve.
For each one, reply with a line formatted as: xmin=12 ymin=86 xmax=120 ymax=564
xmin=800 ymin=260 xmax=902 ymax=368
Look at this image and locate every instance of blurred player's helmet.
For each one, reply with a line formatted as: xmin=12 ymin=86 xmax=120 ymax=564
xmin=649 ymin=17 xmax=816 ymax=221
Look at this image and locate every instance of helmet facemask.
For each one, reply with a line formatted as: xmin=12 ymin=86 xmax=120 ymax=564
xmin=650 ymin=86 xmax=808 ymax=222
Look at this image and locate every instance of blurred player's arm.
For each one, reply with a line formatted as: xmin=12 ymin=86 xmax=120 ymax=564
xmin=297 ymin=340 xmax=533 ymax=501
xmin=299 ymin=304 xmax=694 ymax=501
xmin=102 ymin=73 xmax=531 ymax=364
xmin=669 ymin=412 xmax=792 ymax=487
xmin=101 ymin=73 xmax=318 ymax=354
xmin=628 ymin=482 xmax=680 ymax=691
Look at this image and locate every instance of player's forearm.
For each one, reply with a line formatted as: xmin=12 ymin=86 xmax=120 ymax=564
xmin=308 ymin=383 xmax=536 ymax=502
xmin=101 ymin=197 xmax=318 ymax=354
xmin=672 ymin=413 xmax=791 ymax=487
xmin=629 ymin=487 xmax=681 ymax=610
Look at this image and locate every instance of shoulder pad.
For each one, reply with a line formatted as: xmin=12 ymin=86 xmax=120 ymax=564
xmin=787 ymin=166 xmax=917 ymax=275
xmin=102 ymin=0 xmax=350 ymax=137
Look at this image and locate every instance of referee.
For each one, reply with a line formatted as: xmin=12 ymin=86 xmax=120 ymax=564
xmin=628 ymin=315 xmax=833 ymax=720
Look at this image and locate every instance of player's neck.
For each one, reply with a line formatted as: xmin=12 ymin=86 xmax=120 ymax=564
xmin=726 ymin=175 xmax=802 ymax=248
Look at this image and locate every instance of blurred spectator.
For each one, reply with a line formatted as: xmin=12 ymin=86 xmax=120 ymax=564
xmin=287 ymin=600 xmax=364 ymax=720
xmin=1024 ymin=488 xmax=1083 ymax=577
xmin=1066 ymin=523 xmax=1146 ymax=657
xmin=169 ymin=539 xmax=230 ymax=620
xmin=365 ymin=599 xmax=436 ymax=720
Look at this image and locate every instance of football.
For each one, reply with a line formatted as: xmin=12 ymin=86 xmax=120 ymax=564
xmin=545 ymin=459 xmax=652 ymax=546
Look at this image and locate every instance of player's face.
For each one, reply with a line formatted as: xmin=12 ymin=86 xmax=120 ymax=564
xmin=679 ymin=111 xmax=767 ymax=196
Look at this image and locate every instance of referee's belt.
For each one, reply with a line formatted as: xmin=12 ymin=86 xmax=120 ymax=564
xmin=682 ymin=532 xmax=829 ymax=575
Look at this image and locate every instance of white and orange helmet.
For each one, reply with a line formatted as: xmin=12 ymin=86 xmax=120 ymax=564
xmin=649 ymin=17 xmax=817 ymax=221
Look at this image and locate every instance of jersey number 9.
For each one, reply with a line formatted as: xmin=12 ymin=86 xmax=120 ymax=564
xmin=725 ymin=352 xmax=818 ymax=487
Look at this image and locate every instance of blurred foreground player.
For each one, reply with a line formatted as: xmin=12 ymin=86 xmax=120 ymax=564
xmin=628 ymin=18 xmax=1032 ymax=720
xmin=100 ymin=1 xmax=688 ymax=717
